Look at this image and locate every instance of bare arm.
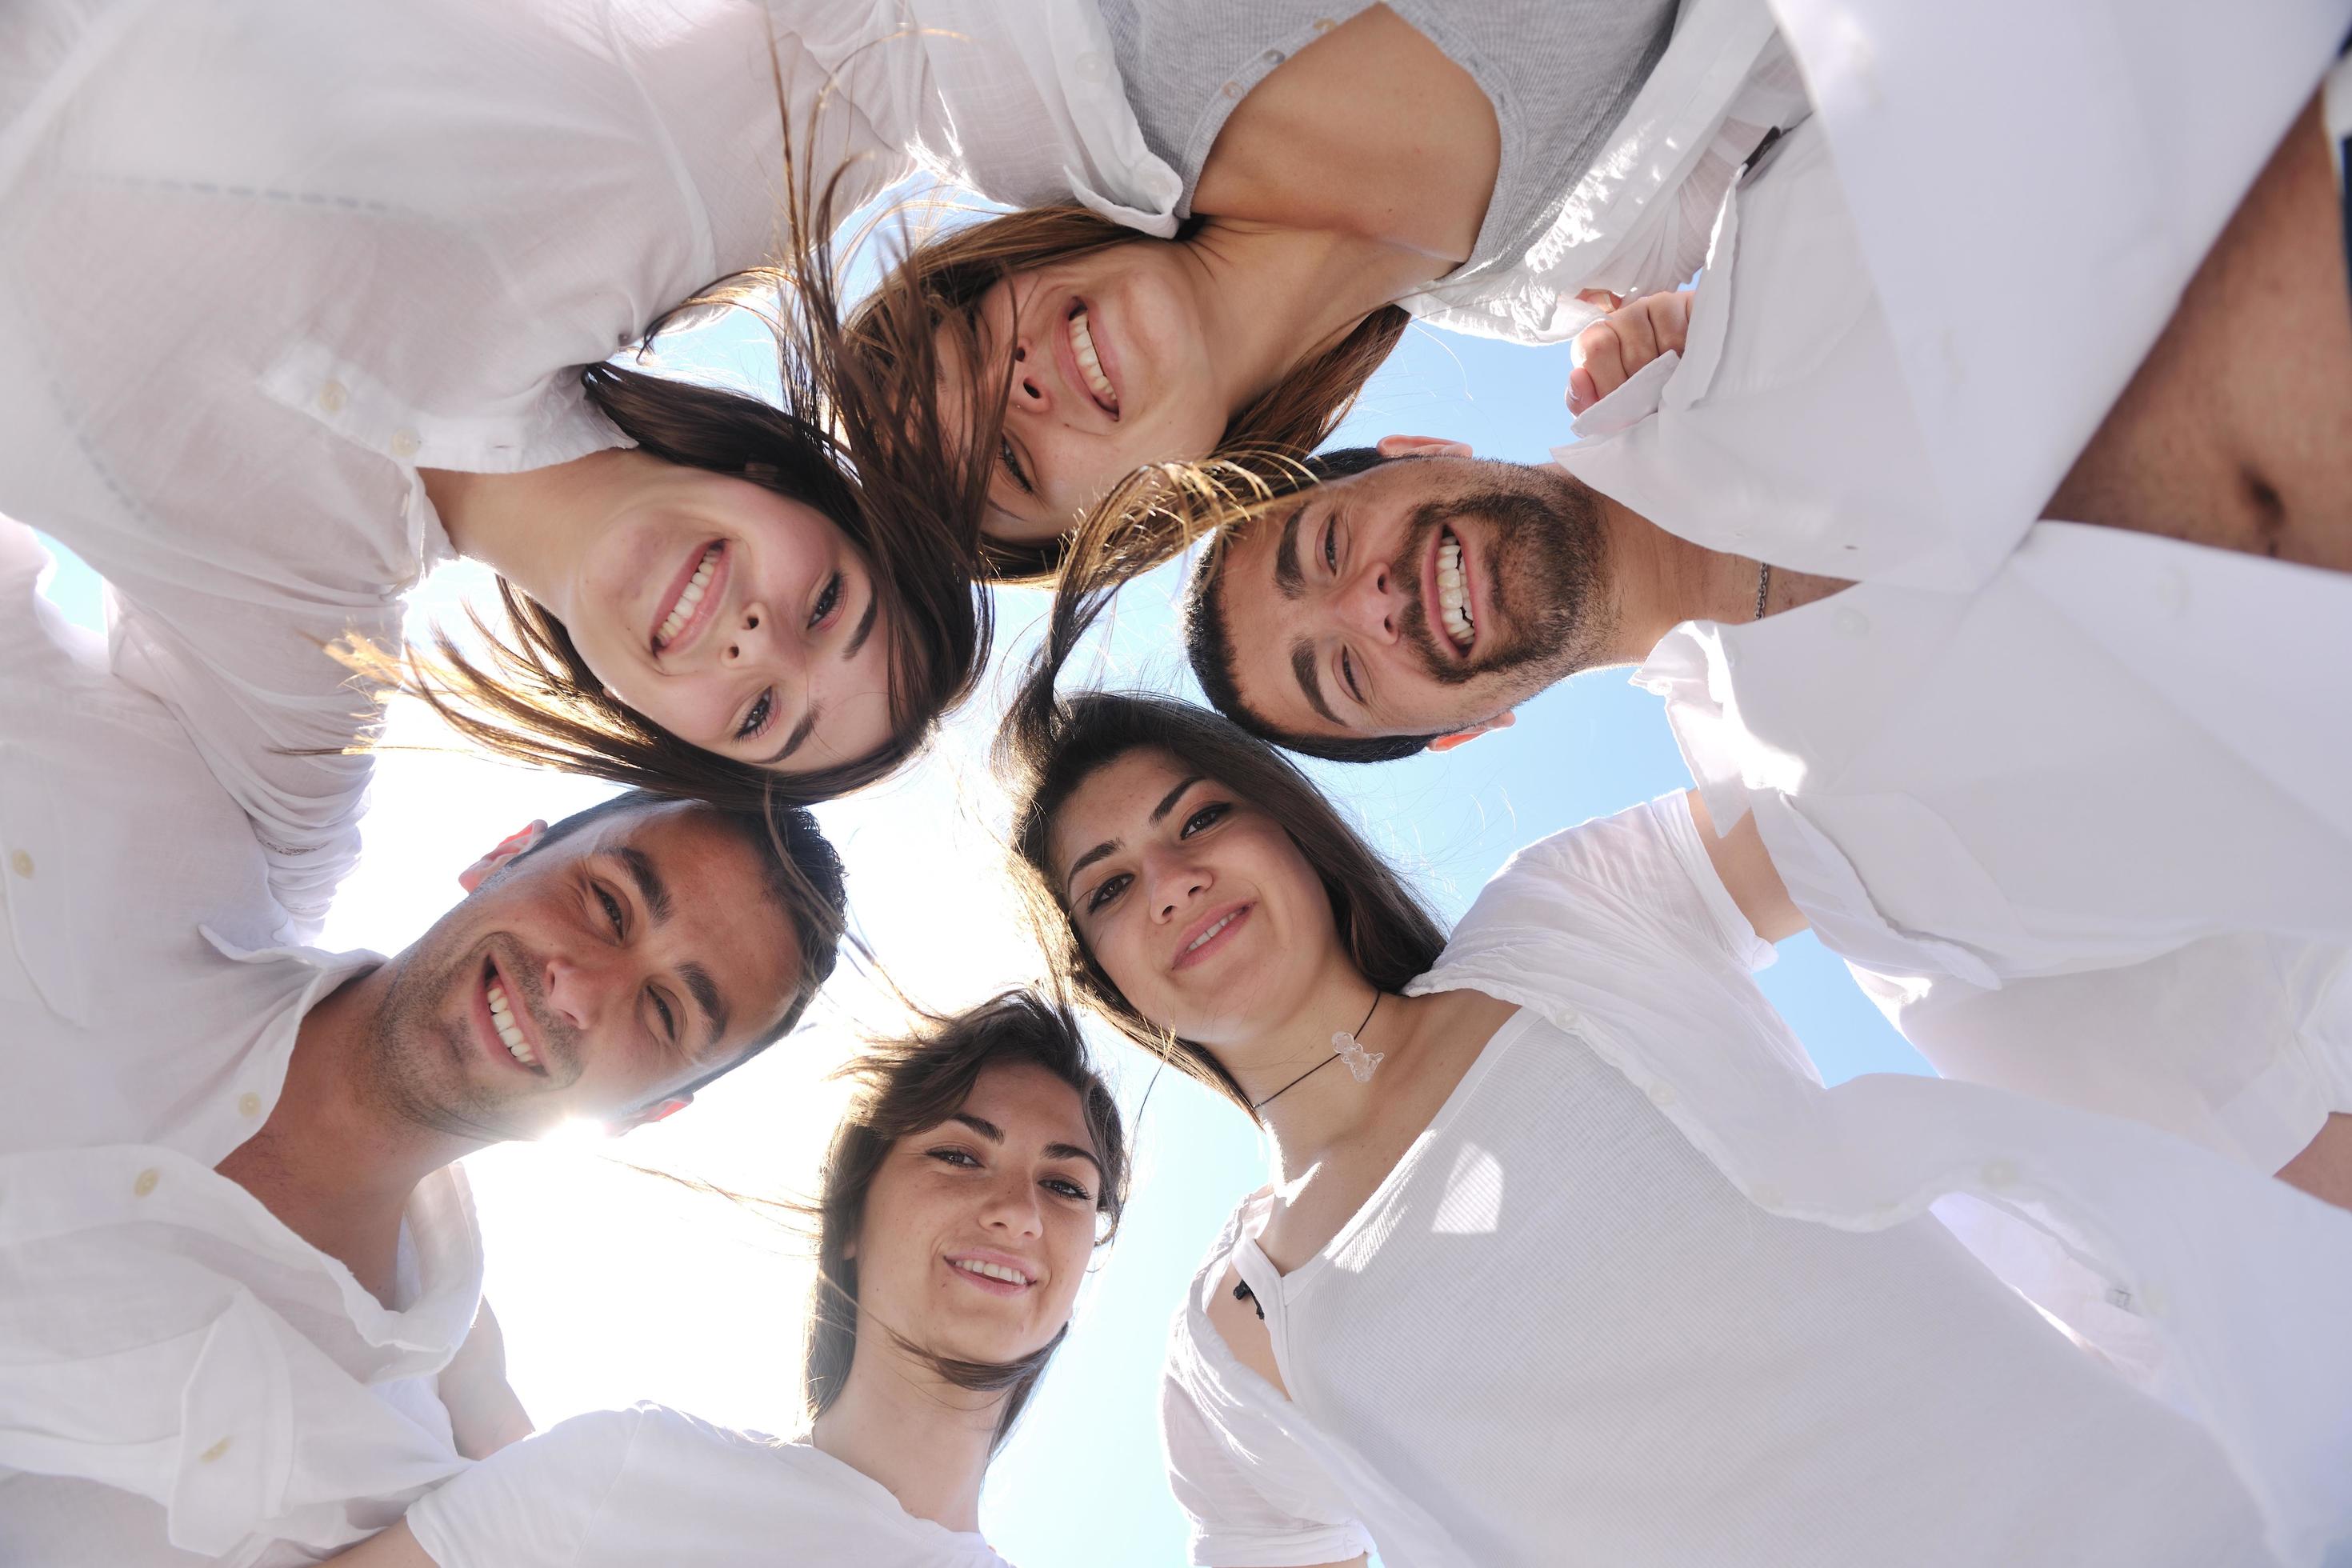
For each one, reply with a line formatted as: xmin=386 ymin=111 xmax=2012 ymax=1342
xmin=322 ymin=1522 xmax=435 ymax=1567
xmin=438 ymin=1299 xmax=533 ymax=1460
xmin=1686 ymin=790 xmax=1807 ymax=942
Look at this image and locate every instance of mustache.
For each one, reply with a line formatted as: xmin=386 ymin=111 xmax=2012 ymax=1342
xmin=481 ymin=937 xmax=582 ymax=1081
xmin=1390 ymin=490 xmax=1565 ymax=686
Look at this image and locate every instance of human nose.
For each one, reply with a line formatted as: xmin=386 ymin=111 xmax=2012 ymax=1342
xmin=978 ymin=1170 xmax=1045 ymax=1239
xmin=537 ymin=946 xmax=618 ymax=1038
xmin=1005 ymin=334 xmax=1051 ymax=415
xmin=1335 ymin=557 xmax=1404 ymax=645
xmin=1144 ymin=846 xmax=1210 ymax=924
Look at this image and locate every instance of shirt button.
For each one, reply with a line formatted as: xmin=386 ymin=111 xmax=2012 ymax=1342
xmin=1262 ymin=49 xmax=1286 ymax=65
xmin=197 ymin=1436 xmax=233 ymax=1464
xmin=237 ymin=1092 xmax=263 ymax=1118
xmin=1646 ymin=1082 xmax=1677 ymax=1107
xmin=1832 ymin=607 xmax=1870 ymax=638
xmin=132 ymin=1168 xmax=161 ymax=1198
xmin=1222 ymin=80 xmax=1240 ymax=98
xmin=1312 ymin=16 xmax=1338 ymax=31
xmin=1981 ymin=1158 xmax=2018 ymax=1189
xmin=316 ymin=380 xmax=349 ymax=414
xmin=8 ymin=848 xmax=31 ymax=878
xmin=389 ymin=429 xmax=421 ymax=459
xmin=1074 ymin=50 xmax=1108 ymax=82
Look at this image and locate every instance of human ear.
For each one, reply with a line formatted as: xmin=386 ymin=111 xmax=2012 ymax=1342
xmin=1424 ymin=711 xmax=1515 ymax=753
xmin=458 ymin=819 xmax=550 ymax=893
xmin=606 ymin=1094 xmax=694 ymax=1135
xmin=1375 ymin=434 xmax=1474 ymax=459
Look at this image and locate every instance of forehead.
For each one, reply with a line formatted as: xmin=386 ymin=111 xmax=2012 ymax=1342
xmin=571 ymin=804 xmax=803 ymax=1014
xmin=954 ymin=1059 xmax=1096 ymax=1150
xmin=1046 ymin=747 xmax=1194 ymax=878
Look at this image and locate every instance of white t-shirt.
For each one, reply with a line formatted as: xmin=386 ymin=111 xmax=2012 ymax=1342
xmin=1160 ymin=798 xmax=2352 ymax=1566
xmin=406 ymin=1405 xmax=1014 ymax=1568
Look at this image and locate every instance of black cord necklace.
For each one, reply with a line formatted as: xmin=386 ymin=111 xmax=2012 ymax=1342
xmin=1250 ymin=993 xmax=1382 ymax=1114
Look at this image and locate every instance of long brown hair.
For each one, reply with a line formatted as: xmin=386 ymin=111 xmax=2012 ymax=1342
xmin=804 ymin=992 xmax=1129 ymax=1450
xmin=999 ymin=677 xmax=1446 ymax=1114
xmin=842 ymin=202 xmax=1410 ymax=582
xmin=370 ymin=74 xmax=994 ymax=811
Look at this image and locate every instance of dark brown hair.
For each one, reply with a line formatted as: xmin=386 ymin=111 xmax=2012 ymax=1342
xmin=368 ymin=86 xmax=994 ymax=813
xmin=803 ymin=991 xmax=1129 ymax=1450
xmin=998 ymin=665 xmax=1446 ymax=1114
xmin=841 ymin=202 xmax=1410 ymax=582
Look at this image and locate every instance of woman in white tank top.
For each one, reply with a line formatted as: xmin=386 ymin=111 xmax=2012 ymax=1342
xmin=995 ymin=686 xmax=2352 ymax=1567
xmin=322 ymin=993 xmax=1130 ymax=1568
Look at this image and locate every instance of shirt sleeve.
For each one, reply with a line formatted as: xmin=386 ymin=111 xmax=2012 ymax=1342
xmin=405 ymin=1407 xmax=646 ymax=1568
xmin=1160 ymin=1366 xmax=1375 ymax=1568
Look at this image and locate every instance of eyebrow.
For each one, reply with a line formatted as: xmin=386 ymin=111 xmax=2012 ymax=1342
xmin=1270 ymin=503 xmax=1306 ymax=600
xmin=615 ymin=848 xmax=730 ymax=1050
xmin=1290 ymin=640 xmax=1341 ymax=726
xmin=949 ymin=1111 xmax=1107 ymax=1178
xmin=1060 ymin=774 xmax=1204 ymax=898
xmin=842 ymin=586 xmax=879 ymax=662
xmin=762 ymin=707 xmax=819 ymax=766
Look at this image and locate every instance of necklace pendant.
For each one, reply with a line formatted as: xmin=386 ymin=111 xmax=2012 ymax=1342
xmin=1331 ymin=1030 xmax=1385 ymax=1082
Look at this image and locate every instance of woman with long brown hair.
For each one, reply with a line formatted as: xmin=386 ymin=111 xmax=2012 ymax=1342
xmin=0 ymin=0 xmax=1196 ymax=929
xmin=854 ymin=0 xmax=1810 ymax=578
xmin=993 ymin=682 xmax=2352 ymax=1565
xmin=324 ymin=990 xmax=1130 ymax=1567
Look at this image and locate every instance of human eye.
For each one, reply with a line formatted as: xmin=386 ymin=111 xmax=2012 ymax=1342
xmin=807 ymin=570 xmax=842 ymax=630
xmin=594 ymin=882 xmax=626 ymax=937
xmin=734 ymin=689 xmax=774 ymax=743
xmin=1339 ymin=649 xmax=1362 ymax=703
xmin=1044 ymin=1174 xmax=1093 ymax=1202
xmin=1180 ymin=802 xmax=1230 ymax=837
xmin=927 ymin=1146 xmax=983 ymax=1170
xmin=999 ymin=436 xmax=1035 ymax=496
xmin=1322 ymin=513 xmax=1338 ymax=574
xmin=1083 ymin=871 xmax=1132 ymax=914
xmin=648 ymin=987 xmax=678 ymax=1044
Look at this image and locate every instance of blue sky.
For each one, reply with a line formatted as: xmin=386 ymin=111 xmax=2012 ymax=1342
xmin=32 ymin=303 xmax=1926 ymax=1568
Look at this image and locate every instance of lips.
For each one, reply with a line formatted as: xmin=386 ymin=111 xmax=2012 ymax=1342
xmin=650 ymin=540 xmax=728 ymax=657
xmin=945 ymin=1249 xmax=1039 ymax=1298
xmin=478 ymin=956 xmax=548 ymax=1076
xmin=1057 ymin=298 xmax=1121 ymax=419
xmin=1424 ymin=525 xmax=1476 ymax=658
xmin=1172 ymin=902 xmax=1250 ymax=971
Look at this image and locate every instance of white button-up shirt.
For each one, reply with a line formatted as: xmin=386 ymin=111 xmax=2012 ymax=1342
xmin=0 ymin=0 xmax=1181 ymax=934
xmin=0 ymin=519 xmax=483 ymax=1566
xmin=1549 ymin=9 xmax=2352 ymax=1171
xmin=1162 ymin=798 xmax=2352 ymax=1567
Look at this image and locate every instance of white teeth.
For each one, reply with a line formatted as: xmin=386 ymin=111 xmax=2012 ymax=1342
xmin=654 ymin=545 xmax=722 ymax=650
xmin=1186 ymin=912 xmax=1237 ymax=954
xmin=1436 ymin=534 xmax=1474 ymax=650
xmin=1068 ymin=309 xmax=1117 ymax=409
xmin=486 ymin=980 xmax=538 ymax=1067
xmin=954 ymin=1258 xmax=1029 ymax=1286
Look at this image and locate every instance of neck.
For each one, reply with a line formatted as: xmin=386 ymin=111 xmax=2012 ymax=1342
xmin=1567 ymin=466 xmax=1846 ymax=659
xmin=810 ymin=1343 xmax=1001 ymax=1536
xmin=1220 ymin=959 xmax=1413 ymax=1182
xmin=214 ymin=966 xmax=484 ymax=1306
xmin=422 ymin=449 xmax=634 ymax=618
xmin=1180 ymin=221 xmax=1430 ymax=426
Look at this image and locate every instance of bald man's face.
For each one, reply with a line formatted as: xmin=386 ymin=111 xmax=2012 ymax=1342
xmin=1207 ymin=456 xmax=1615 ymax=744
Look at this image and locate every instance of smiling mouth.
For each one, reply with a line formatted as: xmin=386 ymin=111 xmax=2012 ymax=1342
xmin=651 ymin=541 xmax=725 ymax=654
xmin=482 ymin=959 xmax=546 ymax=1074
xmin=1173 ymin=903 xmax=1250 ymax=970
xmin=1436 ymin=527 xmax=1475 ymax=651
xmin=1066 ymin=302 xmax=1118 ymax=417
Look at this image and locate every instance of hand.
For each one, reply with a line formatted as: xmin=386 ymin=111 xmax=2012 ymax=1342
xmin=1567 ymin=289 xmax=1696 ymax=414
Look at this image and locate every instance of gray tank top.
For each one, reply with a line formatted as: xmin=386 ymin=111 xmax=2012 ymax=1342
xmin=1094 ymin=0 xmax=1681 ymax=290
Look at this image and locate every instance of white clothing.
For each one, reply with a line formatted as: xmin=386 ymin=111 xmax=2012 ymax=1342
xmin=0 ymin=0 xmax=1175 ymax=933
xmin=1162 ymin=798 xmax=2352 ymax=1567
xmin=406 ymin=1404 xmax=1014 ymax=1568
xmin=1553 ymin=62 xmax=2352 ymax=1167
xmin=0 ymin=518 xmax=481 ymax=1565
xmin=1558 ymin=0 xmax=2352 ymax=585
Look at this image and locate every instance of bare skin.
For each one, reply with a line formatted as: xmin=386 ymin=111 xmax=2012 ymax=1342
xmin=2276 ymin=1113 xmax=2352 ymax=1210
xmin=2046 ymin=94 xmax=2352 ymax=571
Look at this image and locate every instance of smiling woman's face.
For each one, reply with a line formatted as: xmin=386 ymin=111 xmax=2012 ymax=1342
xmin=850 ymin=1061 xmax=1106 ymax=1369
xmin=934 ymin=242 xmax=1231 ymax=545
xmin=562 ymin=463 xmax=898 ymax=776
xmin=1049 ymin=748 xmax=1338 ymax=1048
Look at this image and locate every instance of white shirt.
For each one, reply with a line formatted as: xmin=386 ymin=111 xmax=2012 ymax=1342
xmin=405 ymin=1404 xmax=1014 ymax=1568
xmin=0 ymin=0 xmax=1178 ymax=933
xmin=0 ymin=518 xmax=483 ymax=1566
xmin=1162 ymin=798 xmax=2352 ymax=1567
xmin=1553 ymin=62 xmax=2352 ymax=1170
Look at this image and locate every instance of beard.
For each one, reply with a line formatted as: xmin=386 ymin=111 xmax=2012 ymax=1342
xmin=1390 ymin=467 xmax=1615 ymax=696
xmin=363 ymin=930 xmax=574 ymax=1143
